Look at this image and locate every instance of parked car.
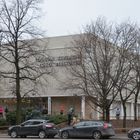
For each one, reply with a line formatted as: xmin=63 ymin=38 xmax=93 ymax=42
xmin=8 ymin=119 xmax=58 ymax=138
xmin=59 ymin=120 xmax=115 ymax=139
xmin=128 ymin=128 xmax=140 ymax=140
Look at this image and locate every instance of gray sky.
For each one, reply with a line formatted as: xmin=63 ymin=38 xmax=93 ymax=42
xmin=39 ymin=0 xmax=140 ymax=37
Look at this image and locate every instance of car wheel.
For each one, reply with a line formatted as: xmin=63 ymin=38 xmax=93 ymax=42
xmin=38 ymin=130 xmax=46 ymax=139
xmin=61 ymin=131 xmax=69 ymax=139
xmin=10 ymin=130 xmax=17 ymax=138
xmin=92 ymin=131 xmax=102 ymax=139
xmin=132 ymin=131 xmax=140 ymax=140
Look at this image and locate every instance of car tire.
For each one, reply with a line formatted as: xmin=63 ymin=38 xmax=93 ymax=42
xmin=10 ymin=130 xmax=18 ymax=138
xmin=92 ymin=131 xmax=102 ymax=139
xmin=61 ymin=131 xmax=69 ymax=139
xmin=132 ymin=131 xmax=140 ymax=140
xmin=38 ymin=130 xmax=46 ymax=139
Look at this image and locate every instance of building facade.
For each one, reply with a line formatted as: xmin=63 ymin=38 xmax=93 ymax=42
xmin=0 ymin=34 xmax=140 ymax=120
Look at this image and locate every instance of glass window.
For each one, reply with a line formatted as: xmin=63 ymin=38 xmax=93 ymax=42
xmin=22 ymin=121 xmax=33 ymax=126
xmin=84 ymin=121 xmax=92 ymax=126
xmin=75 ymin=122 xmax=85 ymax=127
xmin=32 ymin=121 xmax=42 ymax=125
xmin=91 ymin=122 xmax=103 ymax=126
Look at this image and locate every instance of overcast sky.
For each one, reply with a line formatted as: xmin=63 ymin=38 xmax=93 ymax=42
xmin=39 ymin=0 xmax=140 ymax=37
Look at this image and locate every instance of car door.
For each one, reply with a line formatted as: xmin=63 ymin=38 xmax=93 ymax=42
xmin=71 ymin=121 xmax=86 ymax=137
xmin=75 ymin=121 xmax=93 ymax=137
xmin=18 ymin=120 xmax=33 ymax=135
xmin=91 ymin=122 xmax=103 ymax=134
xmin=29 ymin=120 xmax=43 ymax=135
xmin=19 ymin=120 xmax=43 ymax=136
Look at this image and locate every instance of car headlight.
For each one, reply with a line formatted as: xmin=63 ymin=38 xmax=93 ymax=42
xmin=8 ymin=126 xmax=13 ymax=130
xmin=128 ymin=129 xmax=133 ymax=134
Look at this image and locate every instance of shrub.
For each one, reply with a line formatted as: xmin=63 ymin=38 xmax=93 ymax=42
xmin=6 ymin=111 xmax=16 ymax=125
xmin=0 ymin=118 xmax=7 ymax=126
xmin=48 ymin=114 xmax=67 ymax=124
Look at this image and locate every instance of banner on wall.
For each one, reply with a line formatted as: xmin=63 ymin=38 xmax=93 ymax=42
xmin=0 ymin=106 xmax=4 ymax=113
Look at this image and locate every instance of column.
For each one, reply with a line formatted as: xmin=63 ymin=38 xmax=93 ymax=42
xmin=48 ymin=97 xmax=52 ymax=115
xmin=131 ymin=102 xmax=134 ymax=120
xmin=97 ymin=106 xmax=100 ymax=120
xmin=81 ymin=96 xmax=85 ymax=119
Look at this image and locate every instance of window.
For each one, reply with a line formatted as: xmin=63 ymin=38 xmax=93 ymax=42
xmin=22 ymin=121 xmax=33 ymax=126
xmin=91 ymin=122 xmax=103 ymax=127
xmin=32 ymin=121 xmax=42 ymax=125
xmin=84 ymin=121 xmax=92 ymax=126
xmin=75 ymin=122 xmax=85 ymax=127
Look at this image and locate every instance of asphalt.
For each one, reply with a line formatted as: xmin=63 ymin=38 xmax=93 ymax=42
xmin=0 ymin=132 xmax=128 ymax=139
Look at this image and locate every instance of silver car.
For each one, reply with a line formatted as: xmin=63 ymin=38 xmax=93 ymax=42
xmin=59 ymin=120 xmax=115 ymax=139
xmin=128 ymin=128 xmax=140 ymax=140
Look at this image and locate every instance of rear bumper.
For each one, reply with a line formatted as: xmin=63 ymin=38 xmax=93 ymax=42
xmin=101 ymin=129 xmax=115 ymax=137
xmin=46 ymin=128 xmax=58 ymax=136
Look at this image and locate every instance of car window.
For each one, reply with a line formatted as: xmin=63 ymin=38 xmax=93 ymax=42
xmin=44 ymin=120 xmax=50 ymax=123
xmin=75 ymin=121 xmax=85 ymax=127
xmin=84 ymin=121 xmax=92 ymax=126
xmin=22 ymin=121 xmax=33 ymax=126
xmin=32 ymin=121 xmax=42 ymax=125
xmin=91 ymin=122 xmax=103 ymax=126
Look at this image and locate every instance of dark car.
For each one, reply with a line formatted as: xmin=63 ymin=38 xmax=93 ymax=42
xmin=128 ymin=128 xmax=140 ymax=140
xmin=8 ymin=119 xmax=58 ymax=138
xmin=59 ymin=120 xmax=115 ymax=139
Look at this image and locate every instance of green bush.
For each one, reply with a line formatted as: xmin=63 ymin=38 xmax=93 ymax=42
xmin=48 ymin=114 xmax=67 ymax=124
xmin=5 ymin=109 xmax=68 ymax=125
xmin=0 ymin=118 xmax=7 ymax=126
xmin=6 ymin=110 xmax=27 ymax=125
xmin=6 ymin=111 xmax=16 ymax=125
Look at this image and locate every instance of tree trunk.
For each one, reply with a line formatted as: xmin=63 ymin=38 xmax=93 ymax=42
xmin=16 ymin=96 xmax=22 ymax=124
xmin=102 ymin=108 xmax=105 ymax=121
xmin=16 ymin=72 xmax=21 ymax=124
xmin=106 ymin=108 xmax=110 ymax=122
xmin=15 ymin=44 xmax=21 ymax=124
xmin=122 ymin=103 xmax=126 ymax=128
xmin=134 ymin=94 xmax=138 ymax=121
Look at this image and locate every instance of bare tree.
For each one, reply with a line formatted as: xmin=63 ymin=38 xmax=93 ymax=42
xmin=65 ymin=18 xmax=125 ymax=122
xmin=64 ymin=18 xmax=138 ymax=124
xmin=0 ymin=0 xmax=52 ymax=124
xmin=131 ymin=30 xmax=140 ymax=121
xmin=115 ymin=22 xmax=138 ymax=127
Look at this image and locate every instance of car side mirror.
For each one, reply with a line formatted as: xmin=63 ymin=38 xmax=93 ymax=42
xmin=21 ymin=124 xmax=24 ymax=127
xmin=73 ymin=125 xmax=77 ymax=128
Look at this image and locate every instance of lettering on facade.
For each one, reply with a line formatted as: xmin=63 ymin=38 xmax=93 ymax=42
xmin=36 ymin=55 xmax=81 ymax=68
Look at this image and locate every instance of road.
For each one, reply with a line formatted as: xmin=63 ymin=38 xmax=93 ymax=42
xmin=0 ymin=133 xmax=129 ymax=140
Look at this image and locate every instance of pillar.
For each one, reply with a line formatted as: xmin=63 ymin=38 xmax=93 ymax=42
xmin=48 ymin=97 xmax=52 ymax=115
xmin=130 ymin=102 xmax=134 ymax=120
xmin=81 ymin=96 xmax=85 ymax=119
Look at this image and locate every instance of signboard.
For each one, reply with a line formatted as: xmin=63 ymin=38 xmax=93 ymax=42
xmin=0 ymin=106 xmax=4 ymax=113
xmin=36 ymin=55 xmax=81 ymax=68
